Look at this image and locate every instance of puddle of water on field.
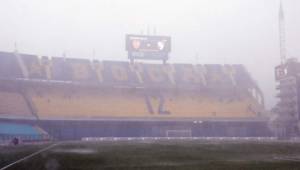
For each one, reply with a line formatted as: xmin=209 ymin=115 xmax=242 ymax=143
xmin=52 ymin=148 xmax=96 ymax=154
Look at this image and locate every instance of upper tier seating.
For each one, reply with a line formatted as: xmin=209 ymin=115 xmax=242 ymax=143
xmin=0 ymin=51 xmax=264 ymax=120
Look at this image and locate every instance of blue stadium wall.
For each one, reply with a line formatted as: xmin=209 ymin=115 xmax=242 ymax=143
xmin=0 ymin=118 xmax=272 ymax=140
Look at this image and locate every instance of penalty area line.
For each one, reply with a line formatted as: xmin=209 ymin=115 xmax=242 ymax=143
xmin=0 ymin=143 xmax=59 ymax=170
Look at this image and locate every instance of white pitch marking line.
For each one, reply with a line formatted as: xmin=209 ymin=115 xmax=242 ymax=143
xmin=0 ymin=143 xmax=59 ymax=170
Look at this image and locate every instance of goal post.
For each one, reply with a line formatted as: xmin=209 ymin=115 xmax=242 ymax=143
xmin=165 ymin=130 xmax=192 ymax=137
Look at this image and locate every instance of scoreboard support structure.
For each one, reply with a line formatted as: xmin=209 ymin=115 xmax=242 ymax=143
xmin=273 ymin=58 xmax=300 ymax=139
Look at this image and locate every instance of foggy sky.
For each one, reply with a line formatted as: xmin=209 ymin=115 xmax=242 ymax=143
xmin=0 ymin=0 xmax=299 ymax=109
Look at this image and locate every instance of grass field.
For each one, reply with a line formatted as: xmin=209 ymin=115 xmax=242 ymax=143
xmin=1 ymin=139 xmax=300 ymax=170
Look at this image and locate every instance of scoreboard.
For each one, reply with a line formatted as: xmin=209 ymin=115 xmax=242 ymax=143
xmin=126 ymin=34 xmax=171 ymax=62
xmin=275 ymin=59 xmax=300 ymax=81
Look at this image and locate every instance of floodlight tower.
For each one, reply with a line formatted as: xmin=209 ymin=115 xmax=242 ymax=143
xmin=279 ymin=0 xmax=286 ymax=64
xmin=273 ymin=0 xmax=300 ymax=139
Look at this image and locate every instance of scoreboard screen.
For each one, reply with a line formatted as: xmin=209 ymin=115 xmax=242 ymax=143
xmin=126 ymin=34 xmax=171 ymax=61
xmin=275 ymin=65 xmax=287 ymax=81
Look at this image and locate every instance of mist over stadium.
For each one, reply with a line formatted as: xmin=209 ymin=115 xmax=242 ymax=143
xmin=1 ymin=0 xmax=300 ymax=169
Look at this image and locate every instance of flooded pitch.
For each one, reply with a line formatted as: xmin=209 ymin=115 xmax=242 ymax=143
xmin=1 ymin=139 xmax=300 ymax=170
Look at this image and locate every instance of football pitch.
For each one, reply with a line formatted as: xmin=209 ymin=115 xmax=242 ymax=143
xmin=1 ymin=139 xmax=300 ymax=170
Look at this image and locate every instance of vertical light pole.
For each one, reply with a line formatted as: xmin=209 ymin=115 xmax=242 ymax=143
xmin=279 ymin=0 xmax=286 ymax=64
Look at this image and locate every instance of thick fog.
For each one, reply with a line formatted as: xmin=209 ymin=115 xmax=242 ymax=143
xmin=0 ymin=0 xmax=299 ymax=109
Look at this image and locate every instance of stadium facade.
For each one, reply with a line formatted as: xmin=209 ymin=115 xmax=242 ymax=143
xmin=0 ymin=51 xmax=272 ymax=140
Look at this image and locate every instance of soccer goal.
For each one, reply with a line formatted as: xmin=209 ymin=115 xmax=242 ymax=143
xmin=165 ymin=130 xmax=192 ymax=137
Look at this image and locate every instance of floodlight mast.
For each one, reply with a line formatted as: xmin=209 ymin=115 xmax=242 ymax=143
xmin=279 ymin=0 xmax=286 ymax=65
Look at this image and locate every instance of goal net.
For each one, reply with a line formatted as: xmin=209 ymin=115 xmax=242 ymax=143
xmin=165 ymin=130 xmax=192 ymax=137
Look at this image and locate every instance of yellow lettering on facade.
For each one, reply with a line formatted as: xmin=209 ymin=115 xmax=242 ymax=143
xmin=41 ymin=57 xmax=52 ymax=80
xmin=148 ymin=96 xmax=160 ymax=114
xmin=111 ymin=65 xmax=128 ymax=81
xmin=93 ymin=61 xmax=104 ymax=82
xmin=181 ymin=66 xmax=199 ymax=83
xmin=28 ymin=63 xmax=42 ymax=77
xmin=211 ymin=73 xmax=221 ymax=83
xmin=130 ymin=63 xmax=144 ymax=84
xmin=163 ymin=64 xmax=176 ymax=85
xmin=223 ymin=65 xmax=236 ymax=86
xmin=148 ymin=66 xmax=164 ymax=83
xmin=196 ymin=65 xmax=207 ymax=86
xmin=71 ymin=63 xmax=89 ymax=80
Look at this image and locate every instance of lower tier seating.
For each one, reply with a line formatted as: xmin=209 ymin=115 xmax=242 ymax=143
xmin=28 ymin=86 xmax=262 ymax=119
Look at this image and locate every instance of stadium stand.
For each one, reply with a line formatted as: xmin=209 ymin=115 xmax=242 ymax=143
xmin=0 ymin=51 xmax=271 ymax=139
xmin=28 ymin=87 xmax=149 ymax=119
xmin=0 ymin=52 xmax=23 ymax=79
xmin=26 ymin=86 xmax=261 ymax=119
xmin=164 ymin=92 xmax=260 ymax=118
xmin=65 ymin=58 xmax=97 ymax=82
xmin=0 ymin=90 xmax=34 ymax=119
xmin=18 ymin=53 xmax=46 ymax=79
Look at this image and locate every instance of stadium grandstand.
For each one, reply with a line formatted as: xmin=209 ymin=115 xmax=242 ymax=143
xmin=0 ymin=51 xmax=272 ymax=140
